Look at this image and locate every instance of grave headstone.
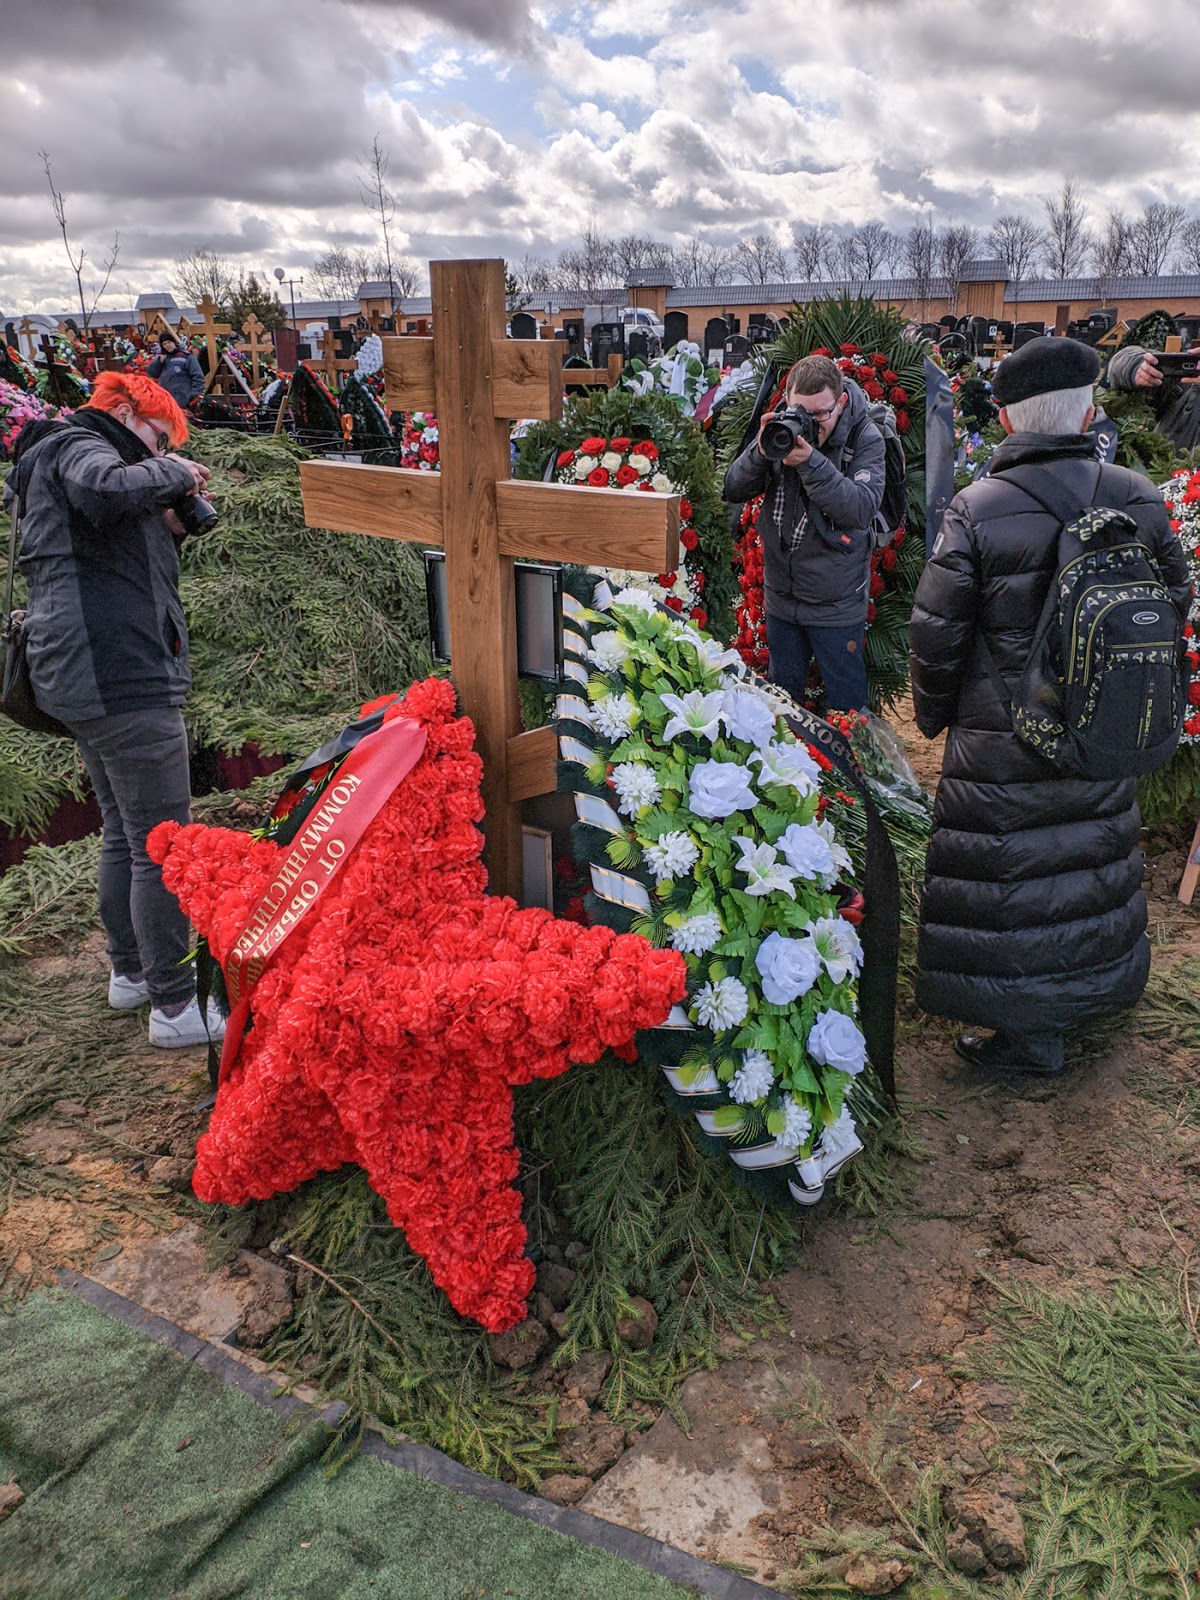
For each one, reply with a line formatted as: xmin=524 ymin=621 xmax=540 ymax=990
xmin=723 ymin=333 xmax=750 ymax=367
xmin=664 ymin=310 xmax=689 ymax=348
xmin=627 ymin=330 xmax=650 ymax=362
xmin=1013 ymin=324 xmax=1042 ymax=349
xmin=510 ymin=312 xmax=538 ymax=340
xmin=590 ymin=322 xmax=624 ymax=368
xmin=995 ymin=320 xmax=1014 ymax=344
xmin=704 ymin=316 xmax=730 ymax=363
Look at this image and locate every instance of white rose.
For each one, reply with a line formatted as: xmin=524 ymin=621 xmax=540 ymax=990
xmin=720 ymin=688 xmax=778 ymax=750
xmin=601 ymin=451 xmax=623 ymax=472
xmin=755 ymin=931 xmax=820 ymax=1005
xmin=632 ymin=454 xmax=653 ymax=476
xmin=574 ymin=455 xmax=597 ymax=478
xmin=649 ymin=472 xmax=673 ymax=493
xmin=777 ymin=822 xmax=836 ymax=882
xmin=687 ymin=760 xmax=756 ymax=819
xmin=807 ymin=1009 xmax=868 ymax=1076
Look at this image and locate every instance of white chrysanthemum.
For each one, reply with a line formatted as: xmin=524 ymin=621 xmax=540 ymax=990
xmin=750 ymin=742 xmax=820 ymax=797
xmin=649 ymin=472 xmax=674 ymax=493
xmin=805 ymin=916 xmax=864 ymax=985
xmin=661 ymin=688 xmax=724 ymax=742
xmin=589 ymin=693 xmax=637 ymax=741
xmin=601 ymin=451 xmax=623 ymax=472
xmin=670 ymin=910 xmax=722 ymax=955
xmin=775 ymin=1096 xmax=813 ymax=1150
xmin=574 ymin=455 xmax=597 ymax=478
xmin=610 ymin=762 xmax=661 ymax=815
xmin=588 ymin=630 xmax=629 ymax=671
xmin=644 ymin=831 xmax=700 ymax=884
xmin=817 ymin=1107 xmax=857 ymax=1152
xmin=729 ymin=1048 xmax=775 ymax=1103
xmin=694 ymin=976 xmax=749 ymax=1031
xmin=733 ymin=836 xmax=798 ymax=898
xmin=612 ymin=586 xmax=657 ymax=613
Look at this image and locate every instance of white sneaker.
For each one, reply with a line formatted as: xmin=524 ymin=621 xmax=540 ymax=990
xmin=148 ymin=997 xmax=227 ymax=1049
xmin=109 ymin=972 xmax=150 ymax=1010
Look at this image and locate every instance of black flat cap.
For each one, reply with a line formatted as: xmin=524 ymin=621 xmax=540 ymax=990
xmin=992 ymin=335 xmax=1100 ymax=407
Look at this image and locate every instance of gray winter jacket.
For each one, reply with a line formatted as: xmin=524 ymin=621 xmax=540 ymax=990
xmin=6 ymin=411 xmax=198 ymax=722
xmin=1105 ymin=343 xmax=1200 ymax=453
xmin=147 ymin=349 xmax=205 ymax=407
xmin=722 ymin=378 xmax=886 ymax=628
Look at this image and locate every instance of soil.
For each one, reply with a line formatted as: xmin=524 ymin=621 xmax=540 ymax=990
xmin=2 ymin=705 xmax=1198 ymax=1593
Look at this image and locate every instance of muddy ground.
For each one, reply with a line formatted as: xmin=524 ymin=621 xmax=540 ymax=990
xmin=2 ymin=706 xmax=1197 ymax=1593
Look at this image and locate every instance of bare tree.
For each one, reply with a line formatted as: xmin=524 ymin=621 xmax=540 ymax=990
xmin=791 ymin=223 xmax=833 ymax=282
xmin=40 ymin=150 xmax=120 ymax=332
xmin=903 ymin=218 xmax=937 ymax=318
xmin=1174 ymin=215 xmax=1200 ymax=273
xmin=513 ymin=252 xmax=553 ymax=295
xmin=988 ymin=213 xmax=1042 ymax=325
xmin=1091 ymin=207 xmax=1133 ymax=305
xmin=855 ymin=221 xmax=895 ymax=281
xmin=1040 ymin=179 xmax=1093 ymax=279
xmin=359 ymin=134 xmax=401 ymax=313
xmin=1128 ymin=201 xmax=1187 ymax=275
xmin=611 ymin=234 xmax=674 ymax=279
xmin=670 ymin=238 xmax=731 ymax=287
xmin=830 ymin=229 xmax=864 ymax=286
xmin=171 ymin=247 xmax=236 ymax=311
xmin=732 ymin=232 xmax=788 ymax=284
xmin=938 ymin=223 xmax=978 ymax=309
xmin=310 ymin=245 xmax=375 ymax=300
xmin=882 ymin=227 xmax=907 ymax=276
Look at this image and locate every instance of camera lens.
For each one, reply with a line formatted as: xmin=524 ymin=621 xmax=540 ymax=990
xmin=760 ymin=418 xmax=800 ymax=460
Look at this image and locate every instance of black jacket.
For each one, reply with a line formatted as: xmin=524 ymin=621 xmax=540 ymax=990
xmin=722 ymin=379 xmax=885 ymax=628
xmin=909 ymin=432 xmax=1192 ymax=1032
xmin=147 ymin=349 xmax=205 ymax=407
xmin=6 ymin=411 xmax=198 ymax=722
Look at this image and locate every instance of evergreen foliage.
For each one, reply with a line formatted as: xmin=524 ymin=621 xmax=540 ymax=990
xmin=338 ymin=373 xmax=398 ymax=464
xmin=1101 ymin=388 xmax=1180 ymax=479
xmin=229 ymin=273 xmax=288 ymax=334
xmin=285 ymin=365 xmax=342 ymax=448
xmin=514 ymin=388 xmax=737 ymax=641
xmin=1118 ymin=309 xmax=1180 ymax=353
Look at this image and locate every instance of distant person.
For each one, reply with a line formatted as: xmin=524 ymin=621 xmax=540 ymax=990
xmin=1105 ymin=339 xmax=1200 ymax=453
xmin=910 ymin=337 xmax=1191 ymax=1077
xmin=4 ymin=371 xmax=225 ymax=1048
xmin=147 ymin=333 xmax=205 ymax=409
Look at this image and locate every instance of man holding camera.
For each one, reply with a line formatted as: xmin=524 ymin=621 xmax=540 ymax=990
xmin=723 ymin=354 xmax=885 ymax=711
xmin=6 ymin=371 xmax=224 ymax=1048
xmin=1104 ymin=340 xmax=1200 ymax=453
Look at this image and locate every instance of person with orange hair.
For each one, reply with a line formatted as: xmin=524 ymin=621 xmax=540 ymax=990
xmin=4 ymin=371 xmax=226 ymax=1048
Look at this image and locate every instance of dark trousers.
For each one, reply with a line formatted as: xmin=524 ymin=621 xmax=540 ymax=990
xmin=66 ymin=707 xmax=195 ymax=1007
xmin=766 ymin=613 xmax=869 ymax=712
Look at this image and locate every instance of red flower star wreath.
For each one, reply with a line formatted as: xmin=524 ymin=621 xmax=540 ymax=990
xmin=148 ymin=678 xmax=685 ymax=1330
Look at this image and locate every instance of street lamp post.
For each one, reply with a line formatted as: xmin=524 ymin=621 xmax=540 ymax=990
xmin=273 ymin=267 xmax=303 ymax=331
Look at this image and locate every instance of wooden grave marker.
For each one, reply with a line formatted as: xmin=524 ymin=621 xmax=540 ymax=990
xmin=194 ymin=295 xmax=232 ymax=377
xmin=303 ymin=326 xmax=358 ymax=392
xmin=239 ymin=313 xmax=275 ymax=388
xmin=299 ymin=258 xmax=680 ymax=900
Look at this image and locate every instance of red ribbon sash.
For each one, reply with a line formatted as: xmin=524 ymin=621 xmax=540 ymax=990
xmin=217 ymin=713 xmax=427 ymax=1084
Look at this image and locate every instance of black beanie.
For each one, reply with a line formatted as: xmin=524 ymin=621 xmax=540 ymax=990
xmin=992 ymin=335 xmax=1100 ymax=407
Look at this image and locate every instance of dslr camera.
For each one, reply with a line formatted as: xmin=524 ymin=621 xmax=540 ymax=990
xmin=759 ymin=404 xmax=820 ymax=461
xmin=171 ymin=492 xmax=219 ymax=537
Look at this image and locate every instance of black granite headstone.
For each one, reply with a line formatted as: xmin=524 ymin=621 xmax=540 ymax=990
xmin=627 ymin=330 xmax=650 ymax=361
xmin=510 ymin=312 xmax=537 ymax=340
xmin=664 ymin=310 xmax=689 ymax=348
xmin=590 ymin=322 xmax=625 ymax=366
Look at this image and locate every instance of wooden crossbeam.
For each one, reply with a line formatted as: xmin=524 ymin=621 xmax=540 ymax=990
xmin=299 ymin=258 xmax=680 ymax=900
xmin=240 ymin=313 xmax=274 ymax=387
xmin=195 ymin=295 xmax=232 ymax=376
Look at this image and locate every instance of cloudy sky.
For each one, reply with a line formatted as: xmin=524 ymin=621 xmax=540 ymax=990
xmin=2 ymin=0 xmax=1198 ymax=313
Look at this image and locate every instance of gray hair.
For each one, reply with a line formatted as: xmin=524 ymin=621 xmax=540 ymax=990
xmin=1003 ymin=383 xmax=1095 ymax=434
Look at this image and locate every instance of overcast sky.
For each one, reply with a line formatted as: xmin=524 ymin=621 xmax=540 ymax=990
xmin=2 ymin=0 xmax=1198 ymax=313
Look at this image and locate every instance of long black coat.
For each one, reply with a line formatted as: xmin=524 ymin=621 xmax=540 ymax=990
xmin=909 ymin=432 xmax=1192 ymax=1033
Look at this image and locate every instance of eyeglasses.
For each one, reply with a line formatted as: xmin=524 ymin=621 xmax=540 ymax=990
xmin=138 ymin=419 xmax=171 ymax=454
xmin=801 ymin=400 xmax=841 ymax=422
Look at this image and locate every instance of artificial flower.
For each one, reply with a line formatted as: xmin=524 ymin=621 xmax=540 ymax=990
xmin=589 ymin=692 xmax=638 ymax=741
xmin=733 ymin=836 xmax=798 ymax=898
xmin=720 ymin=687 xmax=779 ymax=750
xmin=694 ymin=976 xmax=749 ymax=1031
xmin=610 ymin=762 xmax=661 ymax=815
xmin=588 ymin=630 xmax=630 ymax=671
xmin=775 ymin=1096 xmax=813 ymax=1150
xmin=670 ymin=910 xmax=723 ymax=955
xmin=688 ymin=760 xmax=756 ymax=818
xmin=750 ymin=742 xmax=820 ymax=797
xmin=644 ymin=831 xmax=700 ymax=883
xmin=661 ymin=688 xmax=725 ymax=742
xmin=755 ymin=930 xmax=820 ymax=1004
xmin=807 ymin=1009 xmax=868 ymax=1075
xmin=612 ymin=586 xmax=657 ymax=613
xmin=729 ymin=1048 xmax=775 ymax=1103
xmin=805 ymin=915 xmax=863 ymax=985
xmin=776 ymin=821 xmax=837 ymax=882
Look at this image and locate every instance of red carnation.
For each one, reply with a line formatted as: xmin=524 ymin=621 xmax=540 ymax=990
xmin=616 ymin=463 xmax=639 ymax=486
xmin=556 ymin=449 xmax=576 ymax=467
xmin=681 ymin=526 xmax=699 ymax=551
xmin=881 ymin=547 xmax=898 ymax=572
xmin=588 ymin=467 xmax=610 ymax=487
xmin=1190 ymin=681 xmax=1200 ymax=706
xmin=580 ymin=436 xmax=607 ymax=454
xmin=631 ymin=441 xmax=658 ymax=460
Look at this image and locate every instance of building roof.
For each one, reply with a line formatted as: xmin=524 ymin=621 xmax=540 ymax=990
xmin=1007 ymin=273 xmax=1200 ymax=302
xmin=135 ymin=292 xmax=178 ymax=311
xmin=625 ymin=267 xmax=675 ymax=288
xmin=291 ymin=298 xmax=363 ymax=320
xmin=664 ymin=276 xmax=960 ymax=308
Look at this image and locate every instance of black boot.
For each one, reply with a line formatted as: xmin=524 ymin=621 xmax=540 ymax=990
xmin=954 ymin=1029 xmax=1064 ymax=1078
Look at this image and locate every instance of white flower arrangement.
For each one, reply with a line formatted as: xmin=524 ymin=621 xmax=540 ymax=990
xmin=559 ymin=588 xmax=869 ymax=1202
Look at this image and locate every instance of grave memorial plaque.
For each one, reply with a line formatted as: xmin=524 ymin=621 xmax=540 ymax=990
xmin=510 ymin=312 xmax=538 ymax=340
xmin=590 ymin=322 xmax=624 ymax=368
xmin=561 ymin=318 xmax=584 ymax=353
xmin=664 ymin=310 xmax=689 ymax=348
xmin=723 ymin=333 xmax=750 ymax=366
xmin=704 ymin=316 xmax=730 ymax=363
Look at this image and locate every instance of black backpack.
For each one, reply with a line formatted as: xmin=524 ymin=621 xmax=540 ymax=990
xmin=984 ymin=464 xmax=1186 ymax=780
xmin=848 ymin=403 xmax=907 ymax=549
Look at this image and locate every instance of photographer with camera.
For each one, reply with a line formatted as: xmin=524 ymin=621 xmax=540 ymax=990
xmin=1104 ymin=336 xmax=1200 ymax=453
xmin=723 ymin=354 xmax=885 ymax=711
xmin=4 ymin=370 xmax=225 ymax=1048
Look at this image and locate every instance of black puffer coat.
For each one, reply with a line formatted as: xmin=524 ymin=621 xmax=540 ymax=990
xmin=909 ymin=432 xmax=1192 ymax=1032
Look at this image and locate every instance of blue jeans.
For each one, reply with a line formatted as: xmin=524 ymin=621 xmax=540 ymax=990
xmin=766 ymin=614 xmax=869 ymax=712
xmin=66 ymin=708 xmax=195 ymax=1008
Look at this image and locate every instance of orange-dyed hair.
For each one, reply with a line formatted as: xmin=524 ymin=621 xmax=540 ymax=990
xmin=83 ymin=370 xmax=190 ymax=447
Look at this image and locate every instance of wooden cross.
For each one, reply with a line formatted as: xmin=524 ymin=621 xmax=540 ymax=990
xmin=18 ymin=317 xmax=36 ymax=360
xmin=366 ymin=308 xmax=387 ymax=337
xmin=239 ymin=313 xmax=274 ymax=387
xmin=298 ymin=258 xmax=680 ymax=901
xmin=194 ymin=295 xmax=232 ymax=376
xmin=303 ymin=326 xmax=358 ymax=392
